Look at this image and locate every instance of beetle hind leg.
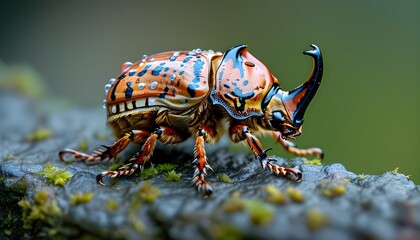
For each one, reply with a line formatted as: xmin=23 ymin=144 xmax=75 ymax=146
xmin=59 ymin=133 xmax=132 ymax=163
xmin=96 ymin=129 xmax=160 ymax=185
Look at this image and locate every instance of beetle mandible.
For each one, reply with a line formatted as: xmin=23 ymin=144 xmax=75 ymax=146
xmin=59 ymin=44 xmax=324 ymax=198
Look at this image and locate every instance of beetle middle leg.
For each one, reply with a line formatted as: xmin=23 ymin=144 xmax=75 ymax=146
xmin=230 ymin=124 xmax=302 ymax=182
xmin=192 ymin=126 xmax=216 ymax=198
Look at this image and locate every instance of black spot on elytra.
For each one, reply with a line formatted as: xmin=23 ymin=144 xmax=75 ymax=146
xmin=187 ymin=83 xmax=200 ymax=97
xmin=159 ymin=86 xmax=170 ymax=99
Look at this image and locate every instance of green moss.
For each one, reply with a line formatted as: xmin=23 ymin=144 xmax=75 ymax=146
xmin=39 ymin=163 xmax=73 ymax=186
xmin=70 ymin=192 xmax=94 ymax=206
xmin=164 ymin=170 xmax=182 ymax=182
xmin=156 ymin=163 xmax=175 ymax=172
xmin=265 ymin=185 xmax=287 ymax=205
xmin=140 ymin=163 xmax=177 ymax=180
xmin=287 ymin=187 xmax=304 ymax=203
xmin=140 ymin=167 xmax=159 ymax=180
xmin=217 ymin=173 xmax=233 ymax=183
xmin=306 ymin=209 xmax=329 ymax=230
xmin=25 ymin=128 xmax=53 ymax=141
xmin=303 ymin=159 xmax=322 ymax=165
xmin=4 ymin=154 xmax=14 ymax=161
xmin=18 ymin=190 xmax=62 ymax=230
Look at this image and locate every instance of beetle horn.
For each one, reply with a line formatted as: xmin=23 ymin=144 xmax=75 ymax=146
xmin=281 ymin=44 xmax=323 ymax=126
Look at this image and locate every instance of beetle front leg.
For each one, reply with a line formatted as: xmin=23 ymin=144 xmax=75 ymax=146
xmin=273 ymin=132 xmax=324 ymax=160
xmin=230 ymin=124 xmax=302 ymax=182
xmin=96 ymin=129 xmax=160 ymax=185
xmin=192 ymin=126 xmax=216 ymax=198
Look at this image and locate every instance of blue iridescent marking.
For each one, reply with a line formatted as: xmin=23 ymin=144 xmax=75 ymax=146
xmin=138 ymin=64 xmax=152 ymax=77
xmin=170 ymin=74 xmax=176 ymax=81
xmin=179 ymin=70 xmax=185 ymax=76
xmin=164 ymin=67 xmax=170 ymax=72
xmin=183 ymin=57 xmax=192 ymax=63
xmin=192 ymin=58 xmax=205 ymax=83
xmin=129 ymin=70 xmax=136 ymax=76
xmin=151 ymin=63 xmax=165 ymax=76
xmin=243 ymin=80 xmax=249 ymax=86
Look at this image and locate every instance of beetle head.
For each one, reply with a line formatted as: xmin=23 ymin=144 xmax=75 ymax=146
xmin=267 ymin=44 xmax=323 ymax=139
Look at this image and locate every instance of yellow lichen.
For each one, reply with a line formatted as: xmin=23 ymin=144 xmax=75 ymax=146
xmin=243 ymin=200 xmax=274 ymax=226
xmin=39 ymin=163 xmax=73 ymax=186
xmin=287 ymin=187 xmax=304 ymax=203
xmin=70 ymin=192 xmax=94 ymax=206
xmin=106 ymin=199 xmax=119 ymax=212
xmin=357 ymin=173 xmax=366 ymax=180
xmin=218 ymin=173 xmax=233 ymax=183
xmin=136 ymin=181 xmax=160 ymax=204
xmin=303 ymin=159 xmax=322 ymax=165
xmin=129 ymin=214 xmax=144 ymax=233
xmin=4 ymin=154 xmax=14 ymax=161
xmin=265 ymin=185 xmax=287 ymax=205
xmin=25 ymin=128 xmax=53 ymax=141
xmin=212 ymin=224 xmax=243 ymax=240
xmin=391 ymin=167 xmax=399 ymax=175
xmin=322 ymin=185 xmax=347 ymax=198
xmin=18 ymin=191 xmax=62 ymax=230
xmin=306 ymin=209 xmax=329 ymax=230
xmin=78 ymin=138 xmax=89 ymax=151
xmin=223 ymin=191 xmax=245 ymax=213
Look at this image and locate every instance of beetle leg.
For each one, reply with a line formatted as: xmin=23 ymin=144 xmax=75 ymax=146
xmin=192 ymin=126 xmax=215 ymax=198
xmin=273 ymin=132 xmax=324 ymax=160
xmin=230 ymin=124 xmax=302 ymax=182
xmin=96 ymin=129 xmax=160 ymax=186
xmin=59 ymin=132 xmax=133 ymax=163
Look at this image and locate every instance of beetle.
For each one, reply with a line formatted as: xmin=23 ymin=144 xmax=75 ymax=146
xmin=59 ymin=44 xmax=324 ymax=198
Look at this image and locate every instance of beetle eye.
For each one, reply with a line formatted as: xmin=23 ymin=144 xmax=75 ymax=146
xmin=271 ymin=111 xmax=285 ymax=127
xmin=244 ymin=61 xmax=255 ymax=67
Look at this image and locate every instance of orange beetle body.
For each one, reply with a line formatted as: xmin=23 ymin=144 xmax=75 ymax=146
xmin=60 ymin=45 xmax=324 ymax=198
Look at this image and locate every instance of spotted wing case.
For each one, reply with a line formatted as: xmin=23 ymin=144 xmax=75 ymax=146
xmin=106 ymin=50 xmax=221 ymax=117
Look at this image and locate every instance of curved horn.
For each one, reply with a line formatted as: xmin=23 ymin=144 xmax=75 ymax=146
xmin=281 ymin=44 xmax=323 ymax=126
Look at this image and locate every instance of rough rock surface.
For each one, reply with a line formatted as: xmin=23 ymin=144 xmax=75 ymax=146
xmin=1 ymin=92 xmax=420 ymax=240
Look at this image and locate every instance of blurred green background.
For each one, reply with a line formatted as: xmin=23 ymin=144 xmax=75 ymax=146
xmin=1 ymin=1 xmax=419 ymax=183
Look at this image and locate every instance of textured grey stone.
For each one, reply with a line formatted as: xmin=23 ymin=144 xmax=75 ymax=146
xmin=1 ymin=92 xmax=420 ymax=239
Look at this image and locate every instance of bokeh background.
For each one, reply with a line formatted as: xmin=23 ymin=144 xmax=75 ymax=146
xmin=1 ymin=1 xmax=419 ymax=183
